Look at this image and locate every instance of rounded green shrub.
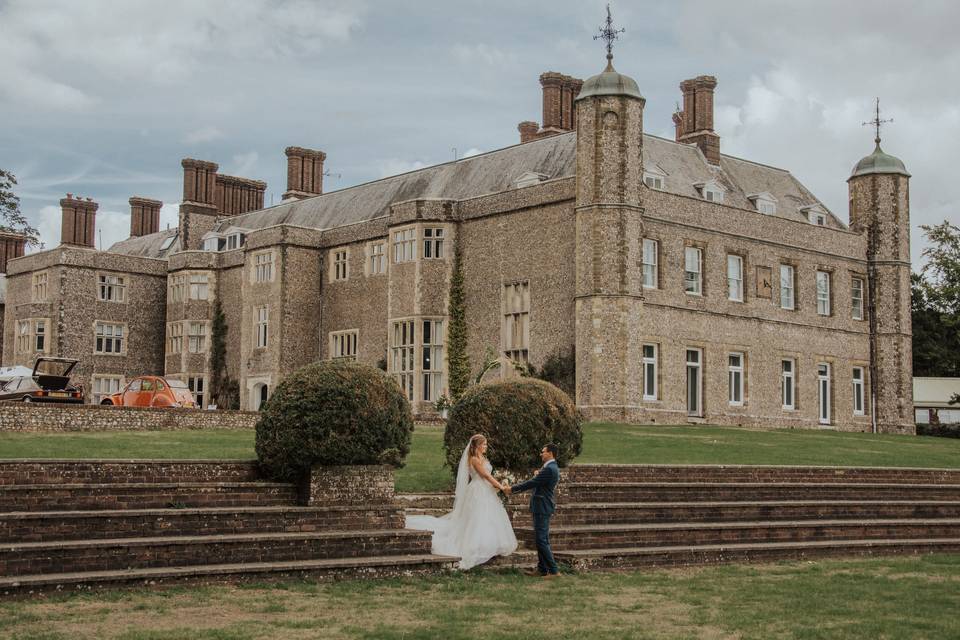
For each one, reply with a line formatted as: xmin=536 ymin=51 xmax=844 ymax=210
xmin=255 ymin=360 xmax=414 ymax=481
xmin=444 ymin=378 xmax=583 ymax=473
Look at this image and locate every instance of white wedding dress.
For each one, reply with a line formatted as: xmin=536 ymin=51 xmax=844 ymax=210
xmin=406 ymin=446 xmax=518 ymax=569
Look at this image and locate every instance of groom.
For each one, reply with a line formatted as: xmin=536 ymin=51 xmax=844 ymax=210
xmin=505 ymin=443 xmax=560 ymax=578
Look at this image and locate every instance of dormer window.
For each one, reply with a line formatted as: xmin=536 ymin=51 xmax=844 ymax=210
xmin=514 ymin=171 xmax=549 ymax=189
xmin=695 ymin=180 xmax=725 ymax=204
xmin=202 ymin=236 xmax=224 ymax=252
xmin=202 ymin=227 xmax=249 ymax=252
xmin=800 ymin=205 xmax=828 ymax=227
xmin=643 ymin=166 xmax=667 ymax=191
xmin=748 ymin=192 xmax=777 ymax=215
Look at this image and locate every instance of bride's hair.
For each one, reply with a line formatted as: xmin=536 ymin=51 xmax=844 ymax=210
xmin=468 ymin=434 xmax=487 ymax=458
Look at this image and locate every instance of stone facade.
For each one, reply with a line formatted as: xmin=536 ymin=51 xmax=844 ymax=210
xmin=1 ymin=54 xmax=914 ymax=433
xmin=0 ymin=403 xmax=258 ymax=432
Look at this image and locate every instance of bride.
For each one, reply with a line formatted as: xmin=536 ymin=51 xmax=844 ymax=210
xmin=406 ymin=434 xmax=518 ymax=569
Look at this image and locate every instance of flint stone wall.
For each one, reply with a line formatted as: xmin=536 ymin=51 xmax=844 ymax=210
xmin=0 ymin=403 xmax=258 ymax=432
xmin=302 ymin=464 xmax=395 ymax=506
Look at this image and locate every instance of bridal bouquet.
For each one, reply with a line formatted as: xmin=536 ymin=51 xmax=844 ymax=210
xmin=493 ymin=469 xmax=517 ymax=507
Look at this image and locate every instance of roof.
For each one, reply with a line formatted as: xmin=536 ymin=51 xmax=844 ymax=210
xmin=913 ymin=377 xmax=960 ymax=408
xmin=850 ymin=142 xmax=910 ymax=179
xmin=576 ymin=58 xmax=644 ymax=101
xmin=108 ymin=131 xmax=834 ymax=257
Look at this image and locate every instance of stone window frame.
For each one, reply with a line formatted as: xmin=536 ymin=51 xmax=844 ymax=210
xmin=91 ymin=374 xmax=124 ymax=405
xmin=166 ymin=321 xmax=183 ymax=355
xmin=850 ymin=273 xmax=866 ymax=321
xmin=189 ymin=272 xmax=210 ymax=300
xmin=851 ymin=365 xmax=867 ymax=417
xmin=15 ymin=317 xmax=49 ymax=355
xmin=815 ymin=268 xmax=833 ymax=317
xmin=329 ymin=329 xmax=359 ymax=360
xmin=187 ymin=321 xmax=208 ymax=354
xmin=641 ymin=238 xmax=659 ymax=290
xmin=252 ymin=251 xmax=275 ymax=284
xmin=778 ymin=261 xmax=797 ymax=311
xmin=392 ymin=227 xmax=416 ymax=264
xmin=728 ymin=351 xmax=746 ymax=407
xmin=780 ymin=357 xmax=797 ymax=411
xmin=421 ymin=318 xmax=445 ymax=403
xmin=817 ymin=360 xmax=833 ymax=426
xmin=331 ymin=248 xmax=350 ymax=282
xmin=685 ymin=346 xmax=705 ymax=418
xmin=642 ymin=342 xmax=659 ymax=401
xmin=502 ymin=280 xmax=531 ymax=363
xmin=186 ymin=375 xmax=206 ymax=408
xmin=390 ymin=319 xmax=416 ymax=401
xmin=423 ymin=227 xmax=445 ymax=260
xmin=366 ymin=240 xmax=387 ymax=276
xmin=31 ymin=271 xmax=49 ymax=303
xmin=169 ymin=274 xmax=186 ymax=303
xmin=726 ymin=253 xmax=745 ymax=303
xmin=254 ymin=305 xmax=269 ymax=349
xmin=683 ymin=243 xmax=704 ymax=297
xmin=94 ymin=321 xmax=126 ymax=356
xmin=96 ymin=272 xmax=127 ymax=303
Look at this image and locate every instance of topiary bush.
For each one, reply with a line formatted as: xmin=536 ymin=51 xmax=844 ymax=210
xmin=255 ymin=360 xmax=414 ymax=481
xmin=444 ymin=378 xmax=583 ymax=473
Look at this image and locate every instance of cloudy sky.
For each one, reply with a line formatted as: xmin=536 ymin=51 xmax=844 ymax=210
xmin=1 ymin=0 xmax=956 ymax=269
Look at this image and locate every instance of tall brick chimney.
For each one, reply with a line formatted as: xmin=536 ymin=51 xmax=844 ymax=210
xmin=283 ymin=146 xmax=326 ymax=201
xmin=128 ymin=197 xmax=162 ymax=237
xmin=0 ymin=232 xmax=26 ymax=274
xmin=60 ymin=194 xmax=98 ymax=247
xmin=178 ymin=159 xmax=219 ymax=250
xmin=181 ymin=158 xmax=218 ymax=205
xmin=676 ymin=75 xmax=721 ymax=164
xmin=518 ymin=121 xmax=539 ymax=144
xmin=519 ymin=73 xmax=583 ymax=143
xmin=214 ymin=175 xmax=266 ymax=216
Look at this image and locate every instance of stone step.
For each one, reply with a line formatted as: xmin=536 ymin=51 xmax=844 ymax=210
xmin=0 ymin=482 xmax=299 ymax=512
xmin=563 ymin=482 xmax=960 ymax=503
xmin=0 ymin=553 xmax=458 ymax=597
xmin=556 ymin=538 xmax=960 ymax=571
xmin=565 ymin=464 xmax=960 ymax=485
xmin=0 ymin=505 xmax=405 ymax=543
xmin=0 ymin=529 xmax=434 ymax=577
xmin=508 ymin=501 xmax=960 ymax=527
xmin=395 ymin=493 xmax=456 ymax=510
xmin=0 ymin=460 xmax=261 ymax=486
xmin=514 ymin=519 xmax=960 ymax=551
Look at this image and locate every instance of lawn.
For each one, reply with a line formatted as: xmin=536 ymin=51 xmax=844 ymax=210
xmin=3 ymin=423 xmax=960 ymax=494
xmin=1 ymin=555 xmax=958 ymax=639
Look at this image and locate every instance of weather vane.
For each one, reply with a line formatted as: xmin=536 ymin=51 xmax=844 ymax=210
xmin=862 ymin=97 xmax=892 ymax=146
xmin=594 ymin=4 xmax=624 ymax=61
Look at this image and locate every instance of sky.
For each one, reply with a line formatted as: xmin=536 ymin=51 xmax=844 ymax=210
xmin=1 ymin=0 xmax=957 ymax=270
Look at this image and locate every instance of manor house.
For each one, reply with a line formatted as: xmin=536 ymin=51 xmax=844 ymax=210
xmin=1 ymin=53 xmax=915 ymax=433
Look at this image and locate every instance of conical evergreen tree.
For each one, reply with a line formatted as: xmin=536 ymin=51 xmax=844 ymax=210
xmin=447 ymin=242 xmax=470 ymax=401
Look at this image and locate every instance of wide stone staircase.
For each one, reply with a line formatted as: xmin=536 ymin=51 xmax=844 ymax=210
xmin=401 ymin=464 xmax=960 ymax=571
xmin=0 ymin=460 xmax=456 ymax=596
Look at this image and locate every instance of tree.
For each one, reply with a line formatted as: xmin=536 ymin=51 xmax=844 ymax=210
xmin=446 ymin=242 xmax=470 ymax=401
xmin=912 ymin=221 xmax=960 ymax=377
xmin=0 ymin=170 xmax=41 ymax=245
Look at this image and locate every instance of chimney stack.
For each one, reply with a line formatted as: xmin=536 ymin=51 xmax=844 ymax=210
xmin=181 ymin=158 xmax=219 ymax=205
xmin=129 ymin=197 xmax=162 ymax=237
xmin=518 ymin=121 xmax=539 ymax=144
xmin=0 ymin=232 xmax=27 ymax=274
xmin=676 ymin=75 xmax=721 ymax=164
xmin=59 ymin=194 xmax=98 ymax=247
xmin=520 ymin=73 xmax=583 ymax=143
xmin=283 ymin=146 xmax=326 ymax=201
xmin=215 ymin=175 xmax=266 ymax=216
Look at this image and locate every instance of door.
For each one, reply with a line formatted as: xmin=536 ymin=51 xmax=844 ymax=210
xmin=817 ymin=363 xmax=831 ymax=425
xmin=686 ymin=349 xmax=702 ymax=417
xmin=122 ymin=379 xmax=142 ymax=405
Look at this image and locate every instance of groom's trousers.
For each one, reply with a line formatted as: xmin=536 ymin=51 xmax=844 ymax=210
xmin=532 ymin=512 xmax=559 ymax=575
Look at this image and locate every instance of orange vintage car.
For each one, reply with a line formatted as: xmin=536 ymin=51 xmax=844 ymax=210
xmin=101 ymin=376 xmax=197 ymax=408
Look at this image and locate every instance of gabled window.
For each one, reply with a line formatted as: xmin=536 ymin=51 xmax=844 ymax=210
xmin=225 ymin=233 xmax=244 ymax=250
xmin=695 ymin=180 xmax=725 ymax=203
xmin=748 ymin=192 xmax=777 ymax=215
xmin=514 ymin=171 xmax=549 ymax=188
xmin=801 ymin=205 xmax=828 ymax=226
xmin=684 ymin=247 xmax=702 ymax=295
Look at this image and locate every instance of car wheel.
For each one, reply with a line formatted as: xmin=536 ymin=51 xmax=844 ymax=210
xmin=22 ymin=396 xmax=32 ymax=403
xmin=100 ymin=399 xmax=113 ymax=406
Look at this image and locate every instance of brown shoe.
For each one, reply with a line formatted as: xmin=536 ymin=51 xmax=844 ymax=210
xmin=523 ymin=569 xmax=545 ymax=577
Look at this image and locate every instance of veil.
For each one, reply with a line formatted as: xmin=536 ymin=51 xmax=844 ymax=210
xmin=441 ymin=442 xmax=472 ymax=523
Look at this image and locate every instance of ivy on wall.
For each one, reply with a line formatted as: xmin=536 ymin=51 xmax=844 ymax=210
xmin=209 ymin=299 xmax=240 ymax=410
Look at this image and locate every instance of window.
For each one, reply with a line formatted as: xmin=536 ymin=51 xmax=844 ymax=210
xmin=727 ymin=255 xmax=743 ymax=302
xmin=95 ymin=322 xmax=124 ymax=354
xmin=852 ymin=367 xmax=865 ymax=416
xmin=98 ymin=274 xmax=126 ymax=302
xmin=643 ymin=174 xmax=664 ymax=190
xmin=817 ymin=363 xmax=831 ymax=425
xmin=642 ymin=239 xmax=658 ymax=289
xmin=810 ymin=212 xmax=827 ymax=226
xmin=226 ymin=233 xmax=244 ymax=250
xmin=203 ymin=236 xmax=224 ymax=252
xmin=686 ymin=348 xmax=702 ymax=417
xmin=189 ymin=274 xmax=209 ymax=300
xmin=333 ymin=250 xmax=349 ymax=281
xmin=851 ymin=277 xmax=864 ymax=320
xmin=188 ymin=376 xmax=205 ymax=408
xmin=781 ymin=359 xmax=795 ymax=410
xmin=423 ymin=228 xmax=445 ymax=259
xmin=816 ymin=271 xmax=831 ymax=316
xmin=92 ymin=376 xmax=122 ymax=405
xmin=757 ymin=201 xmax=776 ymax=214
xmin=728 ymin=353 xmax=744 ymax=406
xmin=779 ymin=264 xmax=795 ymax=310
xmin=169 ymin=275 xmax=185 ymax=303
xmin=34 ymin=320 xmax=45 ymax=352
xmin=330 ymin=330 xmax=358 ymax=360
xmin=422 ymin=319 xmax=444 ymax=402
xmin=368 ymin=242 xmax=386 ymax=275
xmin=15 ymin=320 xmax=30 ymax=353
xmin=254 ymin=252 xmax=274 ymax=283
xmin=32 ymin=272 xmax=48 ymax=302
xmin=393 ymin=228 xmax=416 ymax=263
xmin=167 ymin=322 xmax=183 ymax=354
xmin=503 ymin=281 xmax=530 ymax=362
xmin=684 ymin=247 xmax=702 ymax=295
xmin=188 ymin=322 xmax=207 ymax=353
xmin=642 ymin=344 xmax=658 ymax=400
xmin=697 ymin=181 xmax=724 ymax=203
xmin=255 ymin=306 xmax=268 ymax=348
xmin=391 ymin=320 xmax=415 ymax=400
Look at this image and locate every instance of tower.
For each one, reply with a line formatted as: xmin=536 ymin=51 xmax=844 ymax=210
xmin=574 ymin=11 xmax=646 ymax=421
xmin=847 ymin=106 xmax=914 ymax=434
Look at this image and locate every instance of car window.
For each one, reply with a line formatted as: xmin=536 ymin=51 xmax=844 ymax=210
xmin=127 ymin=379 xmax=141 ymax=392
xmin=156 ymin=381 xmax=165 ymax=390
xmin=167 ymin=379 xmax=189 ymax=389
xmin=142 ymin=380 xmax=154 ymax=391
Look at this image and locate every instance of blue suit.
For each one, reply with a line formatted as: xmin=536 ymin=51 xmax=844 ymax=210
xmin=511 ymin=460 xmax=560 ymax=575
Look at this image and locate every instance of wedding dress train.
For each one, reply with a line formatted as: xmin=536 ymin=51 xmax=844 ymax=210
xmin=406 ymin=447 xmax=518 ymax=569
